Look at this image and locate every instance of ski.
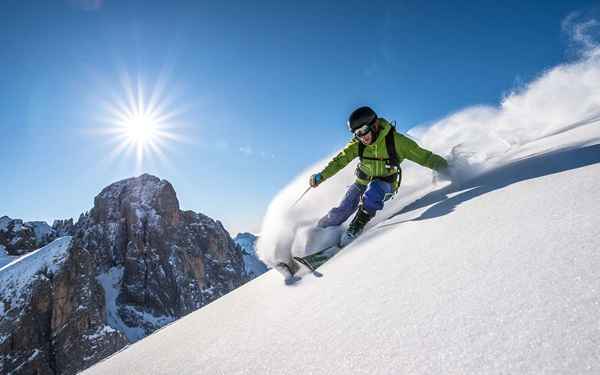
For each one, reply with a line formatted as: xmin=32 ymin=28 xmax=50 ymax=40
xmin=293 ymin=256 xmax=324 ymax=278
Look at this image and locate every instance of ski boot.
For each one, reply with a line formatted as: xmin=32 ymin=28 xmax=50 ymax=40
xmin=339 ymin=205 xmax=373 ymax=247
xmin=274 ymin=259 xmax=301 ymax=285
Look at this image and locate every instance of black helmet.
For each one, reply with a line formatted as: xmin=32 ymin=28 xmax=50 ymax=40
xmin=347 ymin=106 xmax=377 ymax=132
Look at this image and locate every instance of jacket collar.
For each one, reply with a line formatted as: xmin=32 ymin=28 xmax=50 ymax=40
xmin=370 ymin=119 xmax=391 ymax=146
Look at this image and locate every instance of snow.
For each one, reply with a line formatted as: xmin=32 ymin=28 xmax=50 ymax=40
xmin=122 ymin=305 xmax=175 ymax=327
xmin=85 ymin=131 xmax=600 ymax=375
xmin=84 ymin=325 xmax=118 ymax=341
xmin=0 ymin=244 xmax=18 ymax=269
xmin=0 ymin=237 xmax=72 ymax=314
xmin=96 ymin=267 xmax=175 ymax=343
xmin=96 ymin=267 xmax=145 ymax=342
xmin=6 ymin=349 xmax=41 ymax=375
xmin=85 ymin=49 xmax=600 ymax=374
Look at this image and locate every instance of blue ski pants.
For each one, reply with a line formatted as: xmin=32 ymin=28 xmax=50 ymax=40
xmin=317 ymin=180 xmax=393 ymax=228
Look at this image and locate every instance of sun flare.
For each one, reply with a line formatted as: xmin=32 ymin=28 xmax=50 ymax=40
xmin=96 ymin=71 xmax=185 ymax=172
xmin=125 ymin=113 xmax=158 ymax=144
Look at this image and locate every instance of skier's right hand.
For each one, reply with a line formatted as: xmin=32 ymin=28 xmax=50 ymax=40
xmin=309 ymin=173 xmax=323 ymax=188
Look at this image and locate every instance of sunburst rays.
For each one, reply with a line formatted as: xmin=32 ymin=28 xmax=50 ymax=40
xmin=93 ymin=69 xmax=187 ymax=174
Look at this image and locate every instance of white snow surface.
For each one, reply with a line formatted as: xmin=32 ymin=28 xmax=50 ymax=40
xmin=0 ymin=237 xmax=72 ymax=316
xmin=96 ymin=267 xmax=145 ymax=342
xmin=84 ymin=49 xmax=600 ymax=375
xmin=0 ymin=244 xmax=17 ymax=269
xmin=96 ymin=266 xmax=176 ymax=343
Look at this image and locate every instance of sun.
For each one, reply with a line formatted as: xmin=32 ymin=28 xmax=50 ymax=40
xmin=96 ymin=71 xmax=185 ymax=172
xmin=125 ymin=113 xmax=158 ymax=144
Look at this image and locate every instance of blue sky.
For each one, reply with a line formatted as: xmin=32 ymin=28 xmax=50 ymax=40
xmin=0 ymin=0 xmax=597 ymax=234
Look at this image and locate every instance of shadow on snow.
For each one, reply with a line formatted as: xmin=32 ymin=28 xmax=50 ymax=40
xmin=381 ymin=143 xmax=600 ymax=227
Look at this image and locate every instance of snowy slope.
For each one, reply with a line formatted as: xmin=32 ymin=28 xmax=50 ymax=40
xmin=84 ymin=49 xmax=600 ymax=374
xmin=0 ymin=237 xmax=72 ymax=316
xmin=83 ymin=126 xmax=600 ymax=374
xmin=0 ymin=245 xmax=17 ymax=269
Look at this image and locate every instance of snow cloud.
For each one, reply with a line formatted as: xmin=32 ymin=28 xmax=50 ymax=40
xmin=257 ymin=33 xmax=600 ymax=267
xmin=562 ymin=12 xmax=600 ymax=57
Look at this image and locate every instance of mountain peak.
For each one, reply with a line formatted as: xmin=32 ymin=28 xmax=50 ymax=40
xmin=92 ymin=174 xmax=180 ymax=226
xmin=235 ymin=232 xmax=257 ymax=241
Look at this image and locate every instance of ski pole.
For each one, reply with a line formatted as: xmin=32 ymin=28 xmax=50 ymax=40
xmin=291 ymin=186 xmax=311 ymax=208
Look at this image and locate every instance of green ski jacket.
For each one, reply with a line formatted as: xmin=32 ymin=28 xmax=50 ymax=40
xmin=319 ymin=118 xmax=448 ymax=189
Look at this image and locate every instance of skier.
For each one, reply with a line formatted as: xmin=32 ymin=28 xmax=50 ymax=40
xmin=276 ymin=106 xmax=450 ymax=282
xmin=308 ymin=106 xmax=449 ymax=250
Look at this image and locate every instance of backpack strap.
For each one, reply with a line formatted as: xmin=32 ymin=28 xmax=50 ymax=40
xmin=357 ymin=127 xmax=399 ymax=166
xmin=385 ymin=126 xmax=398 ymax=168
xmin=355 ymin=123 xmax=402 ymax=192
xmin=358 ymin=139 xmax=365 ymax=160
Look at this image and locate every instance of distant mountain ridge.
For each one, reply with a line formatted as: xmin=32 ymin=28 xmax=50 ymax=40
xmin=234 ymin=232 xmax=268 ymax=278
xmin=0 ymin=174 xmax=254 ymax=375
xmin=0 ymin=216 xmax=74 ymax=256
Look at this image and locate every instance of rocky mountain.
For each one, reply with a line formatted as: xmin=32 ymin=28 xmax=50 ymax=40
xmin=0 ymin=216 xmax=75 ymax=265
xmin=0 ymin=174 xmax=248 ymax=374
xmin=0 ymin=216 xmax=55 ymax=256
xmin=234 ymin=232 xmax=268 ymax=278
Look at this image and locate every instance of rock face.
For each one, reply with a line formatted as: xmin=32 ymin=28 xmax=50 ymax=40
xmin=0 ymin=238 xmax=129 ymax=375
xmin=0 ymin=174 xmax=248 ymax=374
xmin=234 ymin=232 xmax=268 ymax=278
xmin=0 ymin=216 xmax=75 ymax=257
xmin=0 ymin=216 xmax=56 ymax=256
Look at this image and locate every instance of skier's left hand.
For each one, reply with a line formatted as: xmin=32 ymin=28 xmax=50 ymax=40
xmin=430 ymin=154 xmax=448 ymax=171
xmin=309 ymin=173 xmax=323 ymax=188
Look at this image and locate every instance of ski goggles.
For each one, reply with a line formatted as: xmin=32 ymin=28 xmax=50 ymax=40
xmin=353 ymin=117 xmax=377 ymax=137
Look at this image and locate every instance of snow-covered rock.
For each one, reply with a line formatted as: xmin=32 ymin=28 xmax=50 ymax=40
xmin=0 ymin=217 xmax=58 ymax=256
xmin=0 ymin=237 xmax=72 ymax=312
xmin=0 ymin=174 xmax=247 ymax=375
xmin=234 ymin=232 xmax=268 ymax=278
xmin=52 ymin=218 xmax=75 ymax=237
xmin=0 ymin=237 xmax=128 ymax=375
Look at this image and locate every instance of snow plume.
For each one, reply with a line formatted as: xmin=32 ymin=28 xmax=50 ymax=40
xmin=256 ymin=159 xmax=356 ymax=266
xmin=562 ymin=12 xmax=600 ymax=58
xmin=257 ymin=44 xmax=600 ymax=267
